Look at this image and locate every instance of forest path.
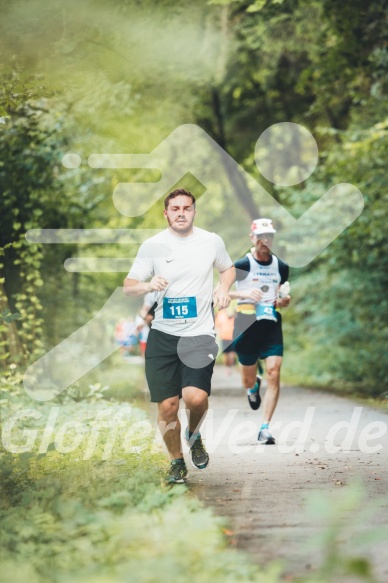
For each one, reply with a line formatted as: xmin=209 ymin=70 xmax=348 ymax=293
xmin=185 ymin=366 xmax=388 ymax=581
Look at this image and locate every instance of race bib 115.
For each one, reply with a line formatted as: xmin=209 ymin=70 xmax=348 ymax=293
xmin=163 ymin=297 xmax=197 ymax=319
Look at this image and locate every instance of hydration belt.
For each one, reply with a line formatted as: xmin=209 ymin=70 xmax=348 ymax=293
xmin=236 ymin=303 xmax=256 ymax=315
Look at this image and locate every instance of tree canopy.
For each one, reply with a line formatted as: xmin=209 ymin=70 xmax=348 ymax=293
xmin=0 ymin=0 xmax=387 ymax=393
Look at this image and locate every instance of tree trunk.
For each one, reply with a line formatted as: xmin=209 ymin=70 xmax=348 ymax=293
xmin=211 ymin=86 xmax=259 ymax=221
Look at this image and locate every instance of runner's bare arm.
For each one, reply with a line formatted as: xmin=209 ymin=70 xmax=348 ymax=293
xmin=228 ymin=288 xmax=263 ymax=302
xmin=213 ymin=265 xmax=235 ymax=309
xmin=123 ymin=275 xmax=168 ymax=297
xmin=276 ymin=295 xmax=291 ymax=308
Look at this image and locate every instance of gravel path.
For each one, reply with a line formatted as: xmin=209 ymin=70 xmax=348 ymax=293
xmin=183 ymin=366 xmax=388 ymax=581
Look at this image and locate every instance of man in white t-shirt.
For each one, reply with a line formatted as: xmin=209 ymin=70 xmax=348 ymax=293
xmin=124 ymin=188 xmax=235 ymax=484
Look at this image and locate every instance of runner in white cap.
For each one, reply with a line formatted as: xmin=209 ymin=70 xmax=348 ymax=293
xmin=229 ymin=218 xmax=291 ymax=444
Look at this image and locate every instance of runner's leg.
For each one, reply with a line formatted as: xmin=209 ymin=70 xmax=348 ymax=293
xmin=157 ymin=395 xmax=182 ymax=460
xmin=240 ymin=363 xmax=257 ymax=389
xmin=182 ymin=386 xmax=208 ymax=434
xmin=182 ymin=386 xmax=209 ymax=469
xmin=261 ymin=355 xmax=282 ymax=423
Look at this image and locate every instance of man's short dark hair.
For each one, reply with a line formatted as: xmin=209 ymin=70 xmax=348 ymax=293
xmin=164 ymin=188 xmax=196 ymax=210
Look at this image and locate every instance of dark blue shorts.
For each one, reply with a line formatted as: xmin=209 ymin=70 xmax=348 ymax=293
xmin=232 ymin=313 xmax=283 ymax=366
xmin=221 ymin=339 xmax=235 ymax=353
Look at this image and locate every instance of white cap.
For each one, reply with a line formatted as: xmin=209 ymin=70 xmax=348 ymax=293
xmin=251 ymin=218 xmax=276 ymax=235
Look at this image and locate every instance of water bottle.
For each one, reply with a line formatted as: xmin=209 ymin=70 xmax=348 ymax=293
xmin=278 ymin=281 xmax=290 ymax=298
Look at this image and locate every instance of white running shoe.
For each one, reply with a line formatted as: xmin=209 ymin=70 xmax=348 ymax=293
xmin=258 ymin=427 xmax=275 ymax=445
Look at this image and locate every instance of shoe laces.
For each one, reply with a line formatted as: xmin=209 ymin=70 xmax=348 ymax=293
xmin=191 ymin=435 xmax=205 ymax=454
xmin=170 ymin=461 xmax=186 ymax=476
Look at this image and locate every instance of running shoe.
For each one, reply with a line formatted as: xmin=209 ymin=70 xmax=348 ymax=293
xmin=188 ymin=435 xmax=209 ymax=469
xmin=247 ymin=375 xmax=262 ymax=410
xmin=166 ymin=459 xmax=188 ymax=484
xmin=257 ymin=427 xmax=275 ymax=445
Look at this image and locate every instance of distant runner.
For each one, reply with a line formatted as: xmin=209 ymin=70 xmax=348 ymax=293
xmin=229 ymin=218 xmax=291 ymax=445
xmin=124 ymin=188 xmax=235 ymax=483
xmin=215 ymin=307 xmax=236 ymax=375
xmin=136 ymin=292 xmax=157 ymax=356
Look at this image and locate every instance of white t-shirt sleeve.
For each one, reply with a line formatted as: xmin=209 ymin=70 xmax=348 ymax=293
xmin=127 ymin=242 xmax=154 ymax=281
xmin=213 ymin=234 xmax=233 ymax=273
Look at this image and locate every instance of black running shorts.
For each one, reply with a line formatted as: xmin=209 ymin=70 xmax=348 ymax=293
xmin=232 ymin=312 xmax=283 ymax=366
xmin=145 ymin=328 xmax=218 ymax=402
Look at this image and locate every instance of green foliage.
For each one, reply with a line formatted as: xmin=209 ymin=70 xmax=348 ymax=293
xmin=0 ymin=79 xmax=111 ymax=362
xmin=302 ymin=486 xmax=388 ymax=583
xmin=1 ymin=375 xmax=279 ymax=583
xmin=13 ymin=236 xmax=45 ymax=363
xmin=282 ymin=117 xmax=388 ymax=394
xmin=0 ymin=0 xmax=386 ymax=390
xmin=0 ymin=309 xmax=21 ymax=324
xmin=0 ymin=3 xmax=387 ymax=581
